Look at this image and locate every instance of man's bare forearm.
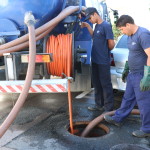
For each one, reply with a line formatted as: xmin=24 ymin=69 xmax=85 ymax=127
xmin=81 ymin=22 xmax=93 ymax=36
xmin=87 ymin=25 xmax=93 ymax=36
xmin=144 ymin=48 xmax=150 ymax=66
xmin=108 ymin=39 xmax=115 ymax=50
xmin=147 ymin=57 xmax=150 ymax=66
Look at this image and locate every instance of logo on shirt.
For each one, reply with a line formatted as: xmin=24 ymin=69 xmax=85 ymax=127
xmin=97 ymin=30 xmax=100 ymax=34
xmin=132 ymin=42 xmax=136 ymax=46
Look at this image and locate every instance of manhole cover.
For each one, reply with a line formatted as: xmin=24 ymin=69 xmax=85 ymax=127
xmin=110 ymin=144 xmax=150 ymax=150
xmin=67 ymin=121 xmax=109 ymax=138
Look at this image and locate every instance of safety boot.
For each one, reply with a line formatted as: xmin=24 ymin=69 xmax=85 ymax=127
xmin=104 ymin=115 xmax=121 ymax=127
xmin=132 ymin=130 xmax=150 ymax=138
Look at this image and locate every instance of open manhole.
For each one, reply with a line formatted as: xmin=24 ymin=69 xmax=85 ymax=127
xmin=67 ymin=121 xmax=109 ymax=138
xmin=110 ymin=144 xmax=150 ymax=150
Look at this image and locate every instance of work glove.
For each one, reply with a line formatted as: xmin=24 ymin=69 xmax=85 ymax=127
xmin=122 ymin=61 xmax=129 ymax=83
xmin=140 ymin=66 xmax=150 ymax=91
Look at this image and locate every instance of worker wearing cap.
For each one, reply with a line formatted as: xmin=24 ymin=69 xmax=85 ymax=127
xmin=81 ymin=7 xmax=115 ymax=112
xmin=104 ymin=15 xmax=150 ymax=138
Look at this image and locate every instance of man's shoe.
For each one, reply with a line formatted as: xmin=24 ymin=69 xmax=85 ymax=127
xmin=104 ymin=115 xmax=121 ymax=127
xmin=88 ymin=105 xmax=104 ymax=111
xmin=132 ymin=130 xmax=150 ymax=138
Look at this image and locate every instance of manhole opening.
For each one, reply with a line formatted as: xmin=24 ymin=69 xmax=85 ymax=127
xmin=67 ymin=121 xmax=109 ymax=138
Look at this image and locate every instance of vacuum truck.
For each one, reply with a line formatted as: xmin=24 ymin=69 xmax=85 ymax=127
xmin=0 ymin=0 xmax=110 ymax=93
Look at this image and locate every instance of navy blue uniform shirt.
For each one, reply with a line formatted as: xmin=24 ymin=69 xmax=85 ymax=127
xmin=128 ymin=27 xmax=150 ymax=73
xmin=91 ymin=21 xmax=114 ymax=64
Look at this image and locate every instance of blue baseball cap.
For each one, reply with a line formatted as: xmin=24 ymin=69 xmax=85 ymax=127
xmin=84 ymin=7 xmax=98 ymax=21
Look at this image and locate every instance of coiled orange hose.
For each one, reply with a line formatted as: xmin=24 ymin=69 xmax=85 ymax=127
xmin=46 ymin=34 xmax=72 ymax=77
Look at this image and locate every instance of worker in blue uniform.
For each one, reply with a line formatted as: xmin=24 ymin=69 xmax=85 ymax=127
xmin=104 ymin=15 xmax=150 ymax=138
xmin=81 ymin=7 xmax=115 ymax=112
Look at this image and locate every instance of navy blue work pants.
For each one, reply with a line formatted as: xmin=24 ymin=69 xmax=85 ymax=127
xmin=92 ymin=62 xmax=114 ymax=111
xmin=112 ymin=72 xmax=150 ymax=133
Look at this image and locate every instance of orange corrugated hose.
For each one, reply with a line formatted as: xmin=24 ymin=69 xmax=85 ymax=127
xmin=46 ymin=34 xmax=74 ymax=134
xmin=46 ymin=34 xmax=72 ymax=77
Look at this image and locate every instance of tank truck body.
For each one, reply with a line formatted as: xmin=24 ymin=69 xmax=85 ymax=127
xmin=0 ymin=0 xmax=109 ymax=93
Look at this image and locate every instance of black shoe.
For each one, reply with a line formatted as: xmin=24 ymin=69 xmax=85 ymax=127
xmin=104 ymin=115 xmax=121 ymax=127
xmin=132 ymin=130 xmax=150 ymax=138
xmin=88 ymin=105 xmax=104 ymax=111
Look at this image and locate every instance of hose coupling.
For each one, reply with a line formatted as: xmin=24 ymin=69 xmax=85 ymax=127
xmin=62 ymin=73 xmax=73 ymax=82
xmin=67 ymin=77 xmax=73 ymax=82
xmin=0 ymin=37 xmax=5 ymax=45
xmin=24 ymin=11 xmax=36 ymax=26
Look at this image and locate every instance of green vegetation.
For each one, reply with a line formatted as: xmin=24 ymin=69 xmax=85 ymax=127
xmin=112 ymin=24 xmax=121 ymax=41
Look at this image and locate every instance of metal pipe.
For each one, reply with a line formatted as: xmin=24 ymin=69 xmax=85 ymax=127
xmin=81 ymin=109 xmax=140 ymax=137
xmin=0 ymin=12 xmax=36 ymax=138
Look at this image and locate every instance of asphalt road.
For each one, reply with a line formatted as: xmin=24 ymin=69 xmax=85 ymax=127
xmin=0 ymin=91 xmax=150 ymax=150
